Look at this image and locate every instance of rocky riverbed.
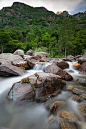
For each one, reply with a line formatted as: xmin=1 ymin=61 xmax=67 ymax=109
xmin=0 ymin=50 xmax=86 ymax=129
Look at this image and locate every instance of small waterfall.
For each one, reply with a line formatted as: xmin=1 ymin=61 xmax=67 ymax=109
xmin=33 ymin=62 xmax=51 ymax=70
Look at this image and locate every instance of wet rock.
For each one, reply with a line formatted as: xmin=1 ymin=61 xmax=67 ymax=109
xmin=81 ymin=62 xmax=86 ymax=71
xmin=67 ymin=55 xmax=75 ymax=61
xmin=62 ymin=58 xmax=72 ymax=62
xmin=80 ymin=93 xmax=86 ymax=100
xmin=49 ymin=101 xmax=66 ymax=114
xmin=78 ymin=57 xmax=86 ymax=64
xmin=23 ymin=55 xmax=31 ymax=60
xmin=69 ymin=95 xmax=84 ymax=102
xmin=59 ymin=118 xmax=77 ymax=129
xmin=57 ymin=61 xmax=69 ymax=69
xmin=67 ymin=85 xmax=74 ymax=91
xmin=75 ymin=55 xmax=82 ymax=60
xmin=30 ymin=56 xmax=39 ymax=60
xmin=25 ymin=49 xmax=34 ymax=56
xmin=13 ymin=49 xmax=24 ymax=57
xmin=0 ymin=64 xmax=27 ymax=76
xmin=72 ymin=88 xmax=86 ymax=96
xmin=8 ymin=72 xmax=66 ymax=102
xmin=39 ymin=57 xmax=50 ymax=62
xmin=68 ymin=70 xmax=74 ymax=73
xmin=61 ymin=111 xmax=78 ymax=122
xmin=73 ymin=64 xmax=81 ymax=70
xmin=27 ymin=59 xmax=35 ymax=68
xmin=44 ymin=115 xmax=58 ymax=129
xmin=43 ymin=64 xmax=73 ymax=81
xmin=11 ymin=59 xmax=29 ymax=69
xmin=76 ymin=78 xmax=86 ymax=86
xmin=78 ymin=104 xmax=86 ymax=118
xmin=35 ymin=52 xmax=46 ymax=58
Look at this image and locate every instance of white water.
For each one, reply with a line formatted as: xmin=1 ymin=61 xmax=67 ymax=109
xmin=65 ymin=61 xmax=86 ymax=80
xmin=0 ymin=62 xmax=86 ymax=129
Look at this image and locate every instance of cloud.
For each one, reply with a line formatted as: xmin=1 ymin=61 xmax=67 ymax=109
xmin=0 ymin=0 xmax=85 ymax=14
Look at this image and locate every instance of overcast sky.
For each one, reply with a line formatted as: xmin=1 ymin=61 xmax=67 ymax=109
xmin=0 ymin=0 xmax=86 ymax=14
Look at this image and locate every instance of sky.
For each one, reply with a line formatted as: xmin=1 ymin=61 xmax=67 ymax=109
xmin=0 ymin=0 xmax=86 ymax=14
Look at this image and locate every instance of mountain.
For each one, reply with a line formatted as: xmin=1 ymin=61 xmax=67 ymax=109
xmin=0 ymin=2 xmax=86 ymax=30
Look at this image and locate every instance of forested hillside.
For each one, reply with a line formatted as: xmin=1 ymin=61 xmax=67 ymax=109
xmin=0 ymin=2 xmax=86 ymax=57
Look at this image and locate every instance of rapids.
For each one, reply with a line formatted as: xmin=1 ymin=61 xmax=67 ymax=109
xmin=0 ymin=62 xmax=86 ymax=129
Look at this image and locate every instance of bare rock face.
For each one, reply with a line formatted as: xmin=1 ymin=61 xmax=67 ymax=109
xmin=13 ymin=49 xmax=24 ymax=57
xmin=0 ymin=64 xmax=27 ymax=76
xmin=43 ymin=64 xmax=73 ymax=81
xmin=56 ymin=11 xmax=62 ymax=15
xmin=8 ymin=72 xmax=66 ymax=102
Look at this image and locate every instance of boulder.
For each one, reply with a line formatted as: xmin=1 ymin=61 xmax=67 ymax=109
xmin=27 ymin=59 xmax=35 ymax=68
xmin=44 ymin=115 xmax=57 ymax=129
xmin=76 ymin=78 xmax=86 ymax=86
xmin=73 ymin=64 xmax=81 ymax=70
xmin=8 ymin=72 xmax=66 ymax=102
xmin=43 ymin=64 xmax=73 ymax=81
xmin=69 ymin=95 xmax=84 ymax=102
xmin=25 ymin=49 xmax=34 ymax=56
xmin=61 ymin=111 xmax=78 ymax=122
xmin=78 ymin=104 xmax=86 ymax=118
xmin=35 ymin=52 xmax=46 ymax=58
xmin=30 ymin=56 xmax=39 ymax=60
xmin=75 ymin=55 xmax=82 ymax=60
xmin=39 ymin=57 xmax=50 ymax=62
xmin=78 ymin=57 xmax=86 ymax=64
xmin=49 ymin=101 xmax=66 ymax=114
xmin=81 ymin=62 xmax=86 ymax=71
xmin=13 ymin=49 xmax=24 ymax=57
xmin=0 ymin=64 xmax=27 ymax=76
xmin=57 ymin=61 xmax=69 ymax=69
xmin=67 ymin=55 xmax=75 ymax=61
xmin=72 ymin=88 xmax=86 ymax=95
xmin=11 ymin=59 xmax=29 ymax=69
xmin=0 ymin=53 xmax=23 ymax=65
xmin=62 ymin=58 xmax=72 ymax=62
xmin=59 ymin=118 xmax=77 ymax=129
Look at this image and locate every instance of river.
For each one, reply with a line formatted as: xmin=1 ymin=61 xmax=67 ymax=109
xmin=0 ymin=62 xmax=86 ymax=129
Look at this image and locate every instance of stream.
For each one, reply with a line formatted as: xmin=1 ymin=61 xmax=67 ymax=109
xmin=0 ymin=62 xmax=86 ymax=129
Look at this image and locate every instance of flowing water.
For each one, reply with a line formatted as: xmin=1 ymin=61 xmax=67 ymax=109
xmin=0 ymin=62 xmax=86 ymax=129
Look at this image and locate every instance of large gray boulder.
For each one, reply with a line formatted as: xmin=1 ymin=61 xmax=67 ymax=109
xmin=0 ymin=53 xmax=23 ymax=65
xmin=43 ymin=64 xmax=73 ymax=81
xmin=13 ymin=49 xmax=24 ymax=57
xmin=25 ymin=49 xmax=34 ymax=56
xmin=8 ymin=72 xmax=66 ymax=102
xmin=35 ymin=52 xmax=46 ymax=58
xmin=0 ymin=64 xmax=27 ymax=76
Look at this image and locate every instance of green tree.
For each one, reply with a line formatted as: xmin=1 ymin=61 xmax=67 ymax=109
xmin=58 ymin=19 xmax=75 ymax=57
xmin=0 ymin=32 xmax=11 ymax=53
